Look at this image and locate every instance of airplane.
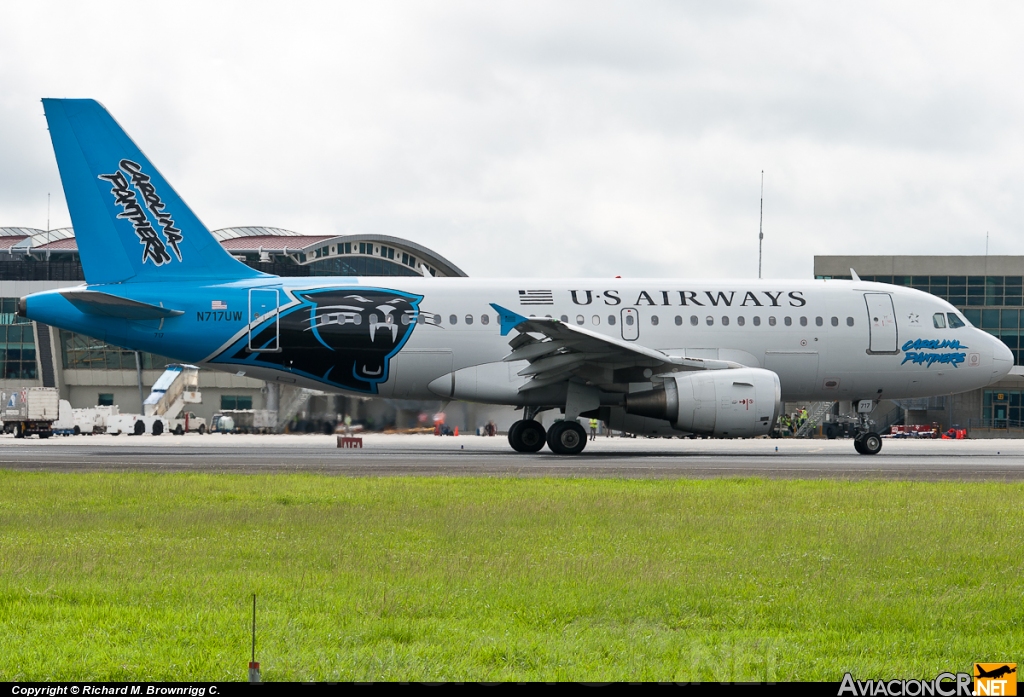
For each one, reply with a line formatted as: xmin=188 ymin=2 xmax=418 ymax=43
xmin=18 ymin=99 xmax=1014 ymax=455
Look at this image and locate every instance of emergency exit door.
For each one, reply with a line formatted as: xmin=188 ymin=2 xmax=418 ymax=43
xmin=864 ymin=292 xmax=898 ymax=354
xmin=248 ymin=288 xmax=280 ymax=352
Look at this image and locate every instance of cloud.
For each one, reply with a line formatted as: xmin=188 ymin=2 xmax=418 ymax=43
xmin=1 ymin=0 xmax=1023 ymax=277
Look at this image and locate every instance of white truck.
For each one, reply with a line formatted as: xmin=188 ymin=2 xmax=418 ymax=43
xmin=1 ymin=387 xmax=59 ymax=438
xmin=107 ymin=413 xmax=168 ymax=436
xmin=73 ymin=405 xmax=120 ymax=435
xmin=214 ymin=409 xmax=276 ymax=434
xmin=51 ymin=400 xmax=75 ymax=436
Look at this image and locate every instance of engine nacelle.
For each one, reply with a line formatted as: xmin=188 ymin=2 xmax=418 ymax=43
xmin=624 ymin=368 xmax=781 ymax=438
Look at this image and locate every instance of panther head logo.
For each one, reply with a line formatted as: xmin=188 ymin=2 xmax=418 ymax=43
xmin=223 ymin=287 xmax=425 ymax=393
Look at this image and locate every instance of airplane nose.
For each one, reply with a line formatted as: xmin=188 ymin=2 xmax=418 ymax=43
xmin=992 ymin=336 xmax=1014 ymax=379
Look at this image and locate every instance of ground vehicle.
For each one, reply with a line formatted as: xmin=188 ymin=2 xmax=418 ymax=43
xmin=73 ymin=405 xmax=120 ymax=434
xmin=107 ymin=413 xmax=168 ymax=436
xmin=166 ymin=411 xmax=207 ymax=435
xmin=52 ymin=400 xmax=75 ymax=435
xmin=1 ymin=387 xmax=59 ymax=438
xmin=213 ymin=409 xmax=276 ymax=434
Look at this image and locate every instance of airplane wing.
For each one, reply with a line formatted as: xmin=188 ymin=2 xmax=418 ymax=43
xmin=491 ymin=304 xmax=743 ymax=392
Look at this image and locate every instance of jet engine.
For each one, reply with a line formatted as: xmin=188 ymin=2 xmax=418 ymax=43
xmin=623 ymin=368 xmax=781 ymax=438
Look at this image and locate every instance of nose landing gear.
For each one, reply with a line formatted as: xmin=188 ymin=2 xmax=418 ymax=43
xmin=854 ymin=431 xmax=882 ymax=455
xmin=852 ymin=403 xmax=882 ymax=455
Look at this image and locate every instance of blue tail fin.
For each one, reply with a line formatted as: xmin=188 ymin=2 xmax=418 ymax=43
xmin=42 ymin=98 xmax=264 ymax=285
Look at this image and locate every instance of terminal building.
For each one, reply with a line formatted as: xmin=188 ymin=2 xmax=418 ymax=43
xmin=0 ymin=226 xmax=491 ymax=432
xmin=815 ymin=256 xmax=1024 ymax=434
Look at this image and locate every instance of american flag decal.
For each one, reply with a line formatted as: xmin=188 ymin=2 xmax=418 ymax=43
xmin=518 ymin=290 xmax=554 ymax=305
xmin=211 ymin=300 xmax=227 ymax=310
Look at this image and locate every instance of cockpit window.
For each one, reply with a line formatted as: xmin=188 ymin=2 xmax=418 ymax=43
xmin=933 ymin=313 xmax=946 ymax=329
xmin=947 ymin=312 xmax=966 ymax=329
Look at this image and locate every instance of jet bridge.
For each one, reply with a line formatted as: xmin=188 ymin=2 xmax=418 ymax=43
xmin=143 ymin=364 xmax=202 ymax=419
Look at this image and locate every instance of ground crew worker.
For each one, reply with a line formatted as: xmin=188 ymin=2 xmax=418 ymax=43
xmin=589 ymin=418 xmax=598 ymax=441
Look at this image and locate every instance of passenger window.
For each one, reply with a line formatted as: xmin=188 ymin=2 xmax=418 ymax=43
xmin=465 ymin=314 xmax=474 ymax=325
xmin=625 ymin=314 xmax=635 ymax=326
xmin=737 ymin=316 xmax=745 ymax=326
xmin=706 ymin=316 xmax=714 ymax=326
xmin=947 ymin=313 xmax=966 ymax=328
xmin=369 ymin=313 xmax=378 ymax=325
xmin=690 ymin=316 xmax=698 ymax=326
xmin=846 ymin=317 xmax=854 ymax=326
xmin=401 ymin=313 xmax=411 ymax=325
xmin=815 ymin=316 xmax=823 ymax=327
xmin=592 ymin=315 xmax=601 ymax=326
xmin=608 ymin=315 xmax=616 ymax=325
xmin=481 ymin=314 xmax=490 ymax=325
xmin=768 ymin=316 xmax=777 ymax=326
xmin=799 ymin=316 xmax=807 ymax=327
xmin=449 ymin=314 xmax=457 ymax=325
xmin=722 ymin=316 xmax=730 ymax=326
xmin=576 ymin=315 xmax=585 ymax=325
xmin=560 ymin=315 xmax=568 ymax=323
xmin=933 ymin=313 xmax=946 ymax=328
xmin=674 ymin=315 xmax=683 ymax=326
xmin=831 ymin=316 xmax=838 ymax=327
xmin=784 ymin=317 xmax=792 ymax=326
xmin=651 ymin=315 xmax=659 ymax=326
xmin=753 ymin=316 xmax=761 ymax=326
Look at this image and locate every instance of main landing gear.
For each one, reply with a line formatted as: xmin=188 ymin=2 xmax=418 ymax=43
xmin=508 ymin=418 xmax=588 ymax=455
xmin=508 ymin=419 xmax=546 ymax=453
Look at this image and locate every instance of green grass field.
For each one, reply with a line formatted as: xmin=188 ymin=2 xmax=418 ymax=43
xmin=0 ymin=472 xmax=1020 ymax=681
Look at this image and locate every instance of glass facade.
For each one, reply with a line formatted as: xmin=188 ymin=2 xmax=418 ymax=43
xmin=60 ymin=330 xmax=174 ymax=371
xmin=983 ymin=389 xmax=1023 ymax=428
xmin=0 ymin=298 xmax=36 ymax=379
xmin=306 ymin=256 xmax=420 ymax=277
xmin=816 ymin=274 xmax=1024 ymax=365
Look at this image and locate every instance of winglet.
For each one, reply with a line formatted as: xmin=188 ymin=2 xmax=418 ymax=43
xmin=850 ymin=268 xmax=861 ymax=282
xmin=490 ymin=303 xmax=528 ymax=336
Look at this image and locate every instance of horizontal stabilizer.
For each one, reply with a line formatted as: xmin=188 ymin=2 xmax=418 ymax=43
xmin=60 ymin=290 xmax=184 ymax=319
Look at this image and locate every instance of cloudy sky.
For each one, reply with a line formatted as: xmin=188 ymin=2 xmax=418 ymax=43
xmin=1 ymin=1 xmax=1022 ymax=279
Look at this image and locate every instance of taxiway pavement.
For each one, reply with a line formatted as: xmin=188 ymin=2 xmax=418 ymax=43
xmin=0 ymin=433 xmax=1022 ymax=480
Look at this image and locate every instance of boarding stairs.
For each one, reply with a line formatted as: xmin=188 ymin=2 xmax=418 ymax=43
xmin=143 ymin=364 xmax=202 ymax=418
xmin=794 ymin=401 xmax=836 ymax=438
xmin=274 ymin=386 xmax=323 ymax=432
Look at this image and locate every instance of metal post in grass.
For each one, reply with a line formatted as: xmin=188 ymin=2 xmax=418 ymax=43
xmin=248 ymin=593 xmax=261 ymax=683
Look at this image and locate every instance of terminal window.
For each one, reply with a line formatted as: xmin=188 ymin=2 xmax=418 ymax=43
xmin=0 ymin=297 xmax=36 ymax=380
xmin=60 ymin=330 xmax=174 ymax=370
xmin=221 ymin=395 xmax=253 ymax=410
xmin=98 ymin=393 xmax=114 ymax=406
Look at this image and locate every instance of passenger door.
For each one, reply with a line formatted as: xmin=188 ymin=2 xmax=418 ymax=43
xmin=248 ymin=288 xmax=280 ymax=352
xmin=864 ymin=293 xmax=898 ymax=354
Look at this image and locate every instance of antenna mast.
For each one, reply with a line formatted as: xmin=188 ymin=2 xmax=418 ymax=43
xmin=758 ymin=171 xmax=764 ymax=279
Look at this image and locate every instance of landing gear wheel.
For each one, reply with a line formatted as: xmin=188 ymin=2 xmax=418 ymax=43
xmin=508 ymin=419 xmax=546 ymax=453
xmin=858 ymin=431 xmax=882 ymax=455
xmin=547 ymin=421 xmax=587 ymax=455
xmin=853 ymin=437 xmax=866 ymax=455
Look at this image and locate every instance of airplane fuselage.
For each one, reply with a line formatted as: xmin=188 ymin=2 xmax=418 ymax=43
xmin=24 ymin=276 xmax=1012 ymax=405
